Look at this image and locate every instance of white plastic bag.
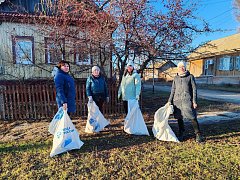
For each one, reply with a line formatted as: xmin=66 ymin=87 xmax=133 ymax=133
xmin=152 ymin=104 xmax=179 ymax=142
xmin=49 ymin=107 xmax=64 ymax=135
xmin=85 ymin=101 xmax=110 ymax=133
xmin=50 ymin=110 xmax=84 ymax=157
xmin=124 ymin=99 xmax=149 ymax=136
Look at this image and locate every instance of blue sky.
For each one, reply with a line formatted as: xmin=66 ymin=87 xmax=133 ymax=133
xmin=189 ymin=0 xmax=239 ymax=47
xmin=151 ymin=0 xmax=239 ymax=48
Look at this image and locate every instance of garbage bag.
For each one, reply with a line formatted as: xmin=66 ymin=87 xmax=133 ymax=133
xmin=48 ymin=107 xmax=64 ymax=135
xmin=124 ymin=99 xmax=149 ymax=136
xmin=85 ymin=101 xmax=110 ymax=133
xmin=152 ymin=104 xmax=179 ymax=142
xmin=50 ymin=110 xmax=84 ymax=157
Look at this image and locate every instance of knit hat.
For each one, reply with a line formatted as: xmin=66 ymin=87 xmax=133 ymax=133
xmin=177 ymin=61 xmax=185 ymax=68
xmin=127 ymin=61 xmax=134 ymax=67
xmin=92 ymin=65 xmax=100 ymax=72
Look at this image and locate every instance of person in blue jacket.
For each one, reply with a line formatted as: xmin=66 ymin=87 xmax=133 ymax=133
xmin=54 ymin=60 xmax=76 ymax=115
xmin=86 ymin=65 xmax=109 ymax=113
xmin=118 ymin=61 xmax=141 ymax=115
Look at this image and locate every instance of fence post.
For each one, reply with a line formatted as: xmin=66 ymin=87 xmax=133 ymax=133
xmin=0 ymin=85 xmax=5 ymax=120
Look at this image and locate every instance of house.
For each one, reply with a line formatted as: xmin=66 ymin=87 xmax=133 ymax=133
xmin=188 ymin=33 xmax=240 ymax=84
xmin=144 ymin=60 xmax=177 ymax=81
xmin=0 ymin=0 xmax=113 ymax=80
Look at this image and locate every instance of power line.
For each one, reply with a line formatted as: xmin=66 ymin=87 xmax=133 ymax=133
xmin=208 ymin=7 xmax=235 ymax=21
xmin=212 ymin=14 xmax=237 ymax=27
xmin=200 ymin=0 xmax=231 ymax=6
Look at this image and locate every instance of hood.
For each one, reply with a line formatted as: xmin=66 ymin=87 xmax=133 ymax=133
xmin=177 ymin=70 xmax=190 ymax=78
xmin=56 ymin=68 xmax=69 ymax=75
xmin=91 ymin=74 xmax=101 ymax=79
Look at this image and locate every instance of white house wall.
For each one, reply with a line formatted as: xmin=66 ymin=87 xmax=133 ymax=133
xmin=0 ymin=22 xmax=111 ymax=80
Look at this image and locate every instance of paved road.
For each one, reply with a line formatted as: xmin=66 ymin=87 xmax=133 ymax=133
xmin=143 ymin=84 xmax=240 ymax=104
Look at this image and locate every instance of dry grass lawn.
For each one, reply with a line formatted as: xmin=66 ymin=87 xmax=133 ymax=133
xmin=0 ymin=90 xmax=239 ymax=179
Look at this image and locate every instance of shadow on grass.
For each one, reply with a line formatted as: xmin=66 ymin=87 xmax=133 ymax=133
xmin=1 ymin=119 xmax=239 ymax=155
xmin=200 ymin=119 xmax=240 ymax=140
xmin=79 ymin=126 xmax=155 ymax=153
xmin=0 ymin=126 xmax=155 ymax=154
xmin=171 ymin=119 xmax=240 ymax=141
xmin=0 ymin=140 xmax=52 ymax=153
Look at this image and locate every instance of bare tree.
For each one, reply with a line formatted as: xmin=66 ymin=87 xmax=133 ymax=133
xmin=234 ymin=0 xmax=240 ymax=23
xmin=14 ymin=0 xmax=211 ymax=81
xmin=96 ymin=0 xmax=211 ymax=81
xmin=32 ymin=0 xmax=115 ymax=73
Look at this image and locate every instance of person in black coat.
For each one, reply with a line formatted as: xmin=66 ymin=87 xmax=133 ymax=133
xmin=167 ymin=61 xmax=204 ymax=143
xmin=54 ymin=60 xmax=76 ymax=115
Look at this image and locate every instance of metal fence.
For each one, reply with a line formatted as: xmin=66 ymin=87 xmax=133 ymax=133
xmin=0 ymin=79 xmax=123 ymax=120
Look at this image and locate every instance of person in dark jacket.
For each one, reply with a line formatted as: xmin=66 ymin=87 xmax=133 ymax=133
xmin=86 ymin=65 xmax=109 ymax=113
xmin=54 ymin=60 xmax=76 ymax=115
xmin=167 ymin=61 xmax=204 ymax=143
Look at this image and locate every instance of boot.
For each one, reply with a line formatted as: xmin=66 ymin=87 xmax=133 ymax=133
xmin=178 ymin=130 xmax=184 ymax=142
xmin=177 ymin=119 xmax=185 ymax=142
xmin=196 ymin=133 xmax=205 ymax=143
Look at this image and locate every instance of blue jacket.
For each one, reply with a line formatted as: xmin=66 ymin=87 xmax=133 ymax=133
xmin=54 ymin=69 xmax=76 ymax=113
xmin=118 ymin=72 xmax=141 ymax=101
xmin=86 ymin=75 xmax=109 ymax=100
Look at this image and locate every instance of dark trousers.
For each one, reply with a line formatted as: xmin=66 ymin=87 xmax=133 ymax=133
xmin=178 ymin=118 xmax=201 ymax=135
xmin=94 ymin=98 xmax=105 ymax=113
xmin=123 ymin=101 xmax=128 ymax=115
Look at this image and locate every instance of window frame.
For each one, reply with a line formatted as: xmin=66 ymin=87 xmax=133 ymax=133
xmin=218 ymin=55 xmax=233 ymax=71
xmin=12 ymin=35 xmax=35 ymax=64
xmin=204 ymin=60 xmax=209 ymax=70
xmin=44 ymin=37 xmax=65 ymax=64
xmin=235 ymin=56 xmax=240 ymax=71
xmin=74 ymin=44 xmax=92 ymax=65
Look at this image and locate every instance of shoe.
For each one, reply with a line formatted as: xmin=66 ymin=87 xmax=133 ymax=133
xmin=196 ymin=133 xmax=205 ymax=143
xmin=178 ymin=131 xmax=184 ymax=142
xmin=178 ymin=135 xmax=184 ymax=142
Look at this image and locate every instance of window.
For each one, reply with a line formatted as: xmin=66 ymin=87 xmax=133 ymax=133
xmin=218 ymin=56 xmax=233 ymax=71
xmin=74 ymin=44 xmax=91 ymax=65
xmin=204 ymin=60 xmax=209 ymax=69
xmin=45 ymin=38 xmax=65 ymax=64
xmin=236 ymin=56 xmax=240 ymax=70
xmin=204 ymin=59 xmax=214 ymax=69
xmin=12 ymin=36 xmax=34 ymax=64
